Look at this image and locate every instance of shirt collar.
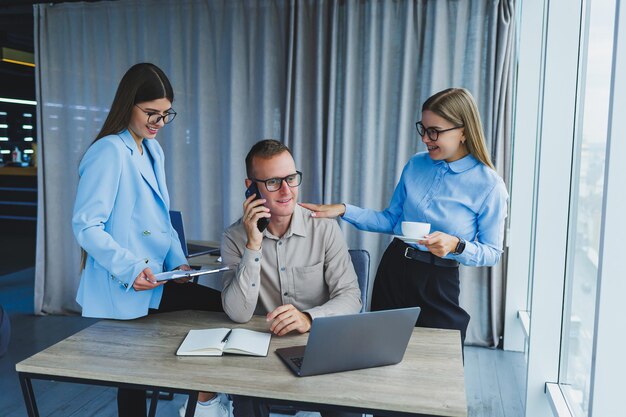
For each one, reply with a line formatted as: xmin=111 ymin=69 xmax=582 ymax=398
xmin=290 ymin=205 xmax=307 ymax=237
xmin=263 ymin=204 xmax=307 ymax=240
xmin=446 ymin=153 xmax=479 ymax=173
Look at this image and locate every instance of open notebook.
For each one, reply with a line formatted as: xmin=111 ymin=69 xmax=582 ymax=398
xmin=176 ymin=328 xmax=271 ymax=357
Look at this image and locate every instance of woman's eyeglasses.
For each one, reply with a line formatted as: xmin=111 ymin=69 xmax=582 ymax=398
xmin=135 ymin=105 xmax=177 ymax=125
xmin=416 ymin=121 xmax=463 ymax=141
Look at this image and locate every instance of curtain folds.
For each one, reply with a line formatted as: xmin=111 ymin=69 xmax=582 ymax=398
xmin=34 ymin=0 xmax=515 ymax=347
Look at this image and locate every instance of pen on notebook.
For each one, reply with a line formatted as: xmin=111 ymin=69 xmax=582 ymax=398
xmin=221 ymin=329 xmax=232 ymax=344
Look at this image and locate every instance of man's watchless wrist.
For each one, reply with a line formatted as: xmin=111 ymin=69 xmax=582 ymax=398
xmin=302 ymin=312 xmax=313 ymax=331
xmin=246 ymin=242 xmax=262 ymax=251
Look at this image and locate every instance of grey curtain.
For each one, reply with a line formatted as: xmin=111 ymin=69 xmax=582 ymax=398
xmin=34 ymin=0 xmax=515 ymax=347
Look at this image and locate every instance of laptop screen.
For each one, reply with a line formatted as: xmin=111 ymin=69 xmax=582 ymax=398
xmin=169 ymin=210 xmax=220 ymax=258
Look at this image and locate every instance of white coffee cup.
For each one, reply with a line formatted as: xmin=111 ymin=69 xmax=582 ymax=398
xmin=401 ymin=221 xmax=431 ymax=239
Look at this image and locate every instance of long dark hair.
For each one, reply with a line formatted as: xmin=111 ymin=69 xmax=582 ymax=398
xmin=94 ymin=63 xmax=174 ymax=142
xmin=81 ymin=63 xmax=174 ymax=270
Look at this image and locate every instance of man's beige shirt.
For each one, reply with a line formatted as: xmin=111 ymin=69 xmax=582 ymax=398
xmin=221 ymin=205 xmax=362 ymax=323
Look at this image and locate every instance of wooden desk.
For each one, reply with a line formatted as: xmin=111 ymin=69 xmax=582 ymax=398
xmin=16 ymin=311 xmax=467 ymax=417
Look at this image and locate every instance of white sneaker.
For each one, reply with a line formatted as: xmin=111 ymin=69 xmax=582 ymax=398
xmin=179 ymin=393 xmax=230 ymax=417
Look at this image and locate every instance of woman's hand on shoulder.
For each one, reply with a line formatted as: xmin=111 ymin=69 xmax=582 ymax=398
xmin=132 ymin=267 xmax=164 ymax=291
xmin=299 ymin=203 xmax=346 ymax=218
xmin=419 ymin=232 xmax=458 ymax=258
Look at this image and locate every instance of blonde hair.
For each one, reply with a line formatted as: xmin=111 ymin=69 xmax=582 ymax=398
xmin=422 ymin=88 xmax=495 ymax=170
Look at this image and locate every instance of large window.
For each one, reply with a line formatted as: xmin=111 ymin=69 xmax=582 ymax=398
xmin=511 ymin=0 xmax=626 ymax=415
xmin=559 ymin=0 xmax=616 ymax=415
xmin=516 ymin=0 xmax=626 ymax=416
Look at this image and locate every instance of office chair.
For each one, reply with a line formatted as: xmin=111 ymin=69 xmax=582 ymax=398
xmin=348 ymin=249 xmax=370 ymax=312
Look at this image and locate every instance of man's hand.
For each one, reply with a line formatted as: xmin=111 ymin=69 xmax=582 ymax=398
xmin=418 ymin=231 xmax=459 ymax=258
xmin=173 ymin=264 xmax=193 ymax=284
xmin=243 ymin=194 xmax=271 ymax=251
xmin=298 ymin=202 xmax=346 ymax=218
xmin=266 ymin=304 xmax=312 ymax=336
xmin=132 ymin=267 xmax=163 ymax=291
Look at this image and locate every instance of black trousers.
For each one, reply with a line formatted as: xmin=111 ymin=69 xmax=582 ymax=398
xmin=117 ymin=281 xmax=223 ymax=417
xmin=371 ymin=238 xmax=470 ymax=347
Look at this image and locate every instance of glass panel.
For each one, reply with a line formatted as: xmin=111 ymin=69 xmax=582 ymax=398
xmin=559 ymin=0 xmax=616 ymax=415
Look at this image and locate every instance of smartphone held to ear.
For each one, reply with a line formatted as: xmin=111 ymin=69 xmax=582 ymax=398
xmin=245 ymin=183 xmax=270 ymax=233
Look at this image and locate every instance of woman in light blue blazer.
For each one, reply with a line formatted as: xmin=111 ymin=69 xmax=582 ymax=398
xmin=72 ymin=63 xmax=227 ymax=417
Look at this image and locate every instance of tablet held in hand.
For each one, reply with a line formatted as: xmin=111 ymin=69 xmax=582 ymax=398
xmin=155 ymin=266 xmax=232 ymax=282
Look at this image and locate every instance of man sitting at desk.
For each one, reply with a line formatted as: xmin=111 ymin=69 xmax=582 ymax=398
xmin=221 ymin=139 xmax=362 ymax=417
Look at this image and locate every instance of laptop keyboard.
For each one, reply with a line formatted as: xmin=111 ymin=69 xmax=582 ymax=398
xmin=290 ymin=356 xmax=304 ymax=369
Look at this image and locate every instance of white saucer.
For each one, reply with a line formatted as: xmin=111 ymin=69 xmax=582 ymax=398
xmin=393 ymin=235 xmax=427 ymax=243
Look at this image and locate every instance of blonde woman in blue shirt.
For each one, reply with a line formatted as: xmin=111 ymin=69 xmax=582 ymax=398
xmin=301 ymin=88 xmax=508 ymax=348
xmin=72 ymin=63 xmax=226 ymax=417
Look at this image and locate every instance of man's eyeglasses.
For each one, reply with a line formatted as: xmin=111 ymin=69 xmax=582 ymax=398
xmin=251 ymin=171 xmax=303 ymax=192
xmin=416 ymin=121 xmax=464 ymax=141
xmin=135 ymin=105 xmax=177 ymax=125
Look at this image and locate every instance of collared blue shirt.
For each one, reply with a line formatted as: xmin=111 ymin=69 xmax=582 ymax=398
xmin=342 ymin=152 xmax=508 ymax=267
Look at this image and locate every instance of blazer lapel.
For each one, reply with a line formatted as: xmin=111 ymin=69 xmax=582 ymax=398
xmin=144 ymin=139 xmax=170 ymax=208
xmin=118 ymin=130 xmax=166 ymax=205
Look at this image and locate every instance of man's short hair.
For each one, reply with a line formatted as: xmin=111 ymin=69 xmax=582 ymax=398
xmin=245 ymin=139 xmax=293 ymax=179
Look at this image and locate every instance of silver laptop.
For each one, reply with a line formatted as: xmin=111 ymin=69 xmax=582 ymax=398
xmin=169 ymin=210 xmax=220 ymax=258
xmin=275 ymin=307 xmax=420 ymax=377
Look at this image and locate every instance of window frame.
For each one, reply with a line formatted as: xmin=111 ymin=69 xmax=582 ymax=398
xmin=511 ymin=0 xmax=626 ymax=416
